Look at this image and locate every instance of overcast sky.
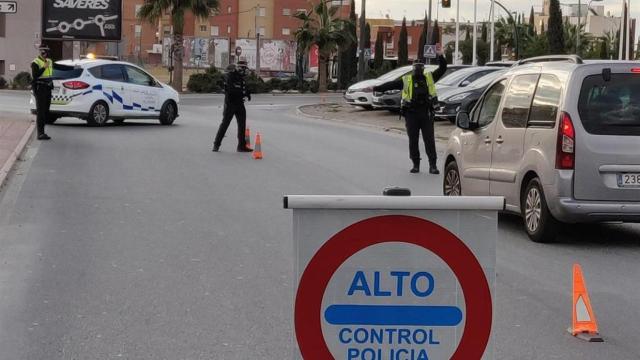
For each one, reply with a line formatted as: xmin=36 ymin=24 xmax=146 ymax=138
xmin=355 ymin=0 xmax=634 ymax=27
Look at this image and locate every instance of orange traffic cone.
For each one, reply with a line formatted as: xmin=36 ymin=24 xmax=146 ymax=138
xmin=568 ymin=264 xmax=604 ymax=342
xmin=253 ymin=132 xmax=263 ymax=160
xmin=245 ymin=128 xmax=251 ymax=148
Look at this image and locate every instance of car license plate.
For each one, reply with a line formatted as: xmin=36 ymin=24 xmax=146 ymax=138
xmin=618 ymin=173 xmax=640 ymax=187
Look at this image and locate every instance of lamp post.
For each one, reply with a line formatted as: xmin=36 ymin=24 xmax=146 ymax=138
xmin=455 ymin=0 xmax=460 ymax=64
xmin=490 ymin=0 xmax=495 ymax=61
xmin=493 ymin=0 xmax=519 ymax=59
xmin=473 ymin=0 xmax=477 ymax=65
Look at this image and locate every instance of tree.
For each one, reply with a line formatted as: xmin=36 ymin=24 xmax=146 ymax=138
xmin=547 ymin=0 xmax=565 ymax=54
xmin=528 ymin=7 xmax=536 ymax=36
xmin=398 ymin=17 xmax=409 ymax=66
xmin=418 ymin=13 xmax=429 ymax=60
xmin=431 ymin=20 xmax=441 ymax=46
xmin=338 ymin=0 xmax=358 ymax=88
xmin=138 ymin=0 xmax=220 ymax=91
xmin=374 ymin=32 xmax=384 ymax=69
xmin=294 ymin=2 xmax=354 ymax=92
xmin=522 ymin=33 xmax=549 ymax=58
xmin=563 ymin=20 xmax=589 ymax=55
xmin=461 ymin=39 xmax=489 ymax=65
xmin=481 ymin=22 xmax=488 ymax=43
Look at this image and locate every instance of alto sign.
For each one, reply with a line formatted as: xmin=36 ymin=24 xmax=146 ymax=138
xmin=0 ymin=1 xmax=17 ymax=13
xmin=286 ymin=195 xmax=501 ymax=360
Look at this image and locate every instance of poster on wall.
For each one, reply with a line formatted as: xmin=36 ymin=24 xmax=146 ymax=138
xmin=42 ymin=0 xmax=122 ymax=41
xmin=234 ymin=38 xmax=258 ymax=70
xmin=210 ymin=38 xmax=230 ymax=69
xmin=260 ymin=40 xmax=296 ymax=72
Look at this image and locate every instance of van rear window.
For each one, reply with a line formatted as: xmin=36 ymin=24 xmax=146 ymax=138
xmin=578 ymin=73 xmax=640 ymax=135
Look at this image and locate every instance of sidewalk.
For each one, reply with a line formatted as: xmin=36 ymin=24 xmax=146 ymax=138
xmin=0 ymin=113 xmax=35 ymax=189
xmin=297 ymin=103 xmax=455 ymax=141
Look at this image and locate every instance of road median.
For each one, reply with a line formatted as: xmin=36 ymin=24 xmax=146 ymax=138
xmin=0 ymin=114 xmax=34 ymax=189
xmin=297 ymin=103 xmax=455 ymax=141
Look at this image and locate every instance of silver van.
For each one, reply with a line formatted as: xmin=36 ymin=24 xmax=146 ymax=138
xmin=443 ymin=56 xmax=640 ymax=242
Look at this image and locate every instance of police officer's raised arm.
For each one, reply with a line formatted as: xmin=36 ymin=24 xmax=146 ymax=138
xmin=373 ymin=78 xmax=403 ymax=93
xmin=431 ymin=54 xmax=448 ymax=83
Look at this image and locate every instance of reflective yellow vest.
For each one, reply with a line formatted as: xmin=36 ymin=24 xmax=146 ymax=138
xmin=401 ymin=72 xmax=437 ymax=103
xmin=32 ymin=56 xmax=53 ymax=78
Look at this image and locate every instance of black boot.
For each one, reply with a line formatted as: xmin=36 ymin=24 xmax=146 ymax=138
xmin=429 ymin=165 xmax=440 ymax=175
xmin=410 ymin=159 xmax=420 ymax=173
xmin=38 ymin=134 xmax=51 ymax=140
xmin=237 ymin=146 xmax=253 ymax=153
xmin=212 ymin=143 xmax=220 ymax=152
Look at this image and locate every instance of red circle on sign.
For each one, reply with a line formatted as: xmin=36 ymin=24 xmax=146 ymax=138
xmin=295 ymin=215 xmax=492 ymax=359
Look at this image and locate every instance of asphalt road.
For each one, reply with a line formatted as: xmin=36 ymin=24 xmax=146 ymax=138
xmin=0 ymin=92 xmax=639 ymax=359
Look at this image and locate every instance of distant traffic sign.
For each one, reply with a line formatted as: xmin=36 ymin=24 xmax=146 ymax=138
xmin=0 ymin=1 xmax=17 ymax=13
xmin=364 ymin=48 xmax=372 ymax=60
xmin=424 ymin=45 xmax=437 ymax=59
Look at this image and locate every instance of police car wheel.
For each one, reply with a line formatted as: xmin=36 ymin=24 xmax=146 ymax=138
xmin=87 ymin=101 xmax=109 ymax=127
xmin=159 ymin=101 xmax=177 ymax=125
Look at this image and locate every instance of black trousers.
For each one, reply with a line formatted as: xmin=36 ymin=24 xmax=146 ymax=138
xmin=214 ymin=101 xmax=247 ymax=148
xmin=35 ymin=85 xmax=51 ymax=136
xmin=405 ymin=107 xmax=437 ymax=166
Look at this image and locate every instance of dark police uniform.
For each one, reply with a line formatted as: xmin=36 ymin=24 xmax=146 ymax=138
xmin=213 ymin=62 xmax=252 ymax=152
xmin=31 ymin=47 xmax=54 ymax=140
xmin=374 ymin=55 xmax=447 ymax=174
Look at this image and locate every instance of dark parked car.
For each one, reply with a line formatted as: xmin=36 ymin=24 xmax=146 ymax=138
xmin=371 ymin=65 xmax=471 ymax=111
xmin=434 ymin=69 xmax=507 ymax=122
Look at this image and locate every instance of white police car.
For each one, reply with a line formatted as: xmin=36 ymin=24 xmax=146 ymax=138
xmin=30 ymin=58 xmax=179 ymax=126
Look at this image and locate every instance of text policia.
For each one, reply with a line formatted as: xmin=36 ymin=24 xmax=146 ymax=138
xmin=53 ymin=0 xmax=110 ymax=9
xmin=327 ymin=270 xmax=460 ymax=360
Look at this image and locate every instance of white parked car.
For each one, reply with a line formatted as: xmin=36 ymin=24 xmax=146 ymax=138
xmin=345 ymin=66 xmax=414 ymax=110
xmin=30 ymin=59 xmax=179 ymax=126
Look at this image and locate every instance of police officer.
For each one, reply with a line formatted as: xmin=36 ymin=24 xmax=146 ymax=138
xmin=212 ymin=60 xmax=252 ymax=152
xmin=31 ymin=45 xmax=54 ymax=140
xmin=373 ymin=50 xmax=447 ymax=174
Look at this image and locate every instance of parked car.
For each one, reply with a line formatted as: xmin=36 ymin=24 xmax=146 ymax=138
xmin=344 ymin=66 xmax=415 ymax=110
xmin=371 ymin=64 xmax=470 ymax=111
xmin=485 ymin=61 xmax=516 ymax=67
xmin=435 ymin=66 xmax=502 ymax=100
xmin=30 ymin=59 xmax=179 ymax=126
xmin=434 ymin=69 xmax=508 ymax=123
xmin=443 ymin=55 xmax=640 ymax=242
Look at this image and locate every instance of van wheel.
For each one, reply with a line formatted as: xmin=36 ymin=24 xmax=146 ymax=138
xmin=443 ymin=161 xmax=462 ymax=196
xmin=522 ymin=178 xmax=559 ymax=243
xmin=159 ymin=101 xmax=177 ymax=125
xmin=87 ymin=101 xmax=109 ymax=127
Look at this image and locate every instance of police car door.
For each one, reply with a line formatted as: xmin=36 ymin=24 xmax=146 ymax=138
xmin=96 ymin=64 xmax=127 ymax=117
xmin=124 ymin=65 xmax=160 ymax=115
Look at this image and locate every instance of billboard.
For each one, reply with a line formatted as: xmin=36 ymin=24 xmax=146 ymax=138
xmin=260 ymin=40 xmax=296 ymax=72
xmin=42 ymin=0 xmax=122 ymax=41
xmin=163 ymin=37 xmax=231 ymax=69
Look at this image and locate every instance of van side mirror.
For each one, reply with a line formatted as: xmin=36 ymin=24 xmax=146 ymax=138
xmin=456 ymin=111 xmax=477 ymax=130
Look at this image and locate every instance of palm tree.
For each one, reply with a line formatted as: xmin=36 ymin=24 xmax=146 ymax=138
xmin=138 ymin=0 xmax=220 ymax=92
xmin=294 ymin=1 xmax=355 ymax=92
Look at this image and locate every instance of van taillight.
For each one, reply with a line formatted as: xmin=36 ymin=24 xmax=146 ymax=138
xmin=62 ymin=81 xmax=90 ymax=90
xmin=556 ymin=112 xmax=575 ymax=170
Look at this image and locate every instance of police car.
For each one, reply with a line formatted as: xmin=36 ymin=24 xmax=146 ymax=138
xmin=30 ymin=57 xmax=179 ymax=126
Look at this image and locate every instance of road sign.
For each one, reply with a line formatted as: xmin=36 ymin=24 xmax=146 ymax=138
xmin=364 ymin=48 xmax=372 ymax=61
xmin=424 ymin=45 xmax=437 ymax=59
xmin=0 ymin=1 xmax=16 ymax=13
xmin=286 ymin=195 xmax=502 ymax=360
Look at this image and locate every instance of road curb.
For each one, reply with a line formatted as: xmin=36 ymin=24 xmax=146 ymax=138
xmin=296 ymin=105 xmax=406 ymax=136
xmin=0 ymin=123 xmax=35 ymax=189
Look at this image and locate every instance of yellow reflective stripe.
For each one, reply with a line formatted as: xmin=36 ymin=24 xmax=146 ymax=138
xmin=426 ymin=72 xmax=437 ymax=97
xmin=33 ymin=57 xmax=53 ymax=77
xmin=402 ymin=74 xmax=412 ymax=101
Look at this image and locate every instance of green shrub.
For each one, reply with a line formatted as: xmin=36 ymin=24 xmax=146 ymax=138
xmin=12 ymin=72 xmax=32 ymax=90
xmin=309 ymin=80 xmax=319 ymax=93
xmin=0 ymin=77 xmax=7 ymax=89
xmin=327 ymin=81 xmax=338 ymax=91
xmin=186 ymin=68 xmax=225 ymax=93
xmin=267 ymin=78 xmax=282 ymax=90
xmin=245 ymin=72 xmax=270 ymax=93
xmin=297 ymin=81 xmax=310 ymax=93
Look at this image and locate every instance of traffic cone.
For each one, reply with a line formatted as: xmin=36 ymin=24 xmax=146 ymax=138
xmin=253 ymin=132 xmax=263 ymax=160
xmin=568 ymin=264 xmax=604 ymax=342
xmin=245 ymin=128 xmax=251 ymax=148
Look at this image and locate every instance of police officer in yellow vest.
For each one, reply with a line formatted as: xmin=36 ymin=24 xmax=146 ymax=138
xmin=31 ymin=45 xmax=54 ymax=140
xmin=373 ymin=51 xmax=447 ymax=174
